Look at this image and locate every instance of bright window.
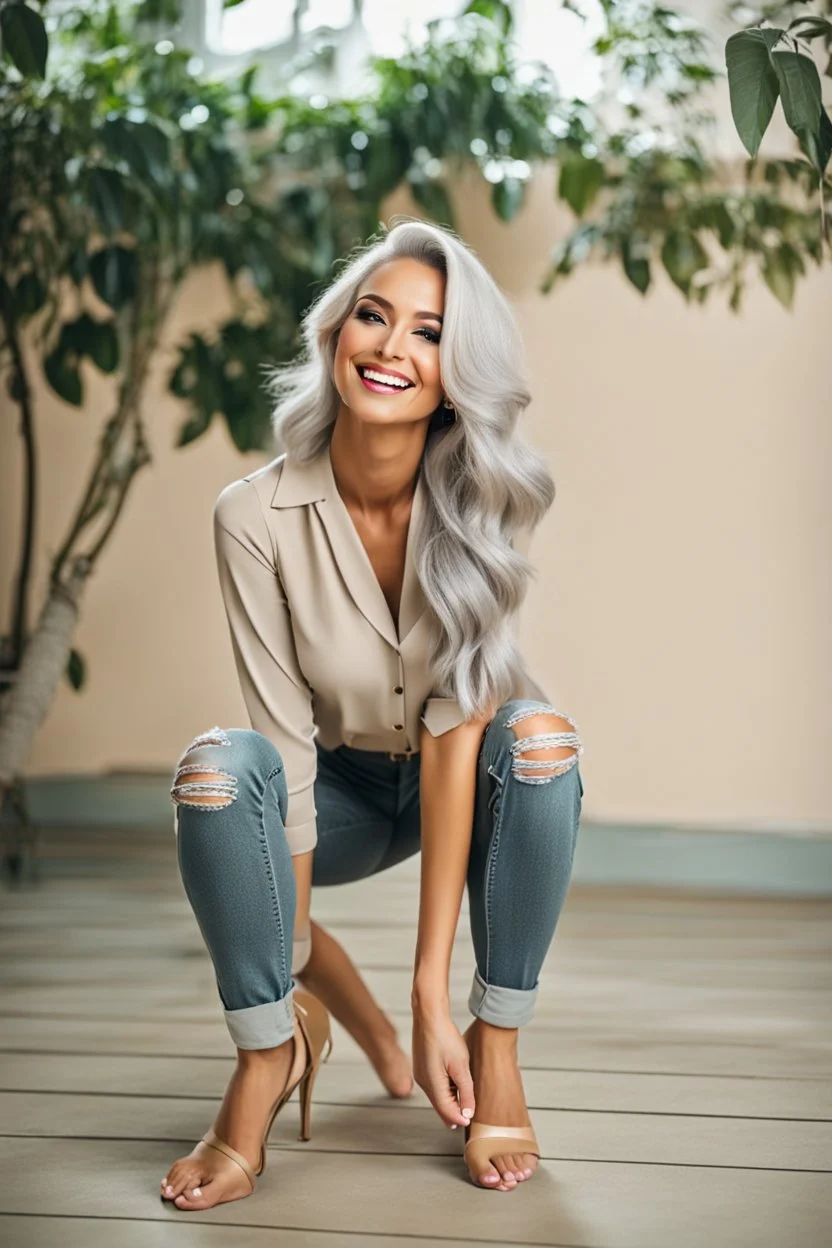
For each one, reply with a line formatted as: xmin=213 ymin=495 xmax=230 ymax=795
xmin=206 ymin=0 xmax=605 ymax=100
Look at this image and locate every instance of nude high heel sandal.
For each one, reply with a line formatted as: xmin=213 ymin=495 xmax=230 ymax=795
xmin=463 ymin=1122 xmax=541 ymax=1187
xmin=199 ymin=990 xmax=333 ymax=1195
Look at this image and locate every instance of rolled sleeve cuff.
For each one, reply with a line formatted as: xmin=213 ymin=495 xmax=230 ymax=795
xmin=284 ymin=815 xmax=317 ymax=855
xmin=420 ymin=696 xmax=468 ymax=737
xmin=285 ymin=784 xmax=317 ymax=854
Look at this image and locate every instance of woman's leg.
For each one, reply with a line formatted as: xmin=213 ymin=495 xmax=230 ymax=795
xmin=294 ymin=743 xmax=421 ymax=1098
xmin=464 ymin=698 xmax=584 ymax=1190
xmin=162 ymin=725 xmax=304 ymax=1210
xmin=171 ymin=726 xmax=298 ymax=1048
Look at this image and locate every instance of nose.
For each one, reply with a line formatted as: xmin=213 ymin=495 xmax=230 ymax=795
xmin=376 ymin=326 xmax=406 ymax=360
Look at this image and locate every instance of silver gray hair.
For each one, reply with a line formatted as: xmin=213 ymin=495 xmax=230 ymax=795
xmin=266 ymin=215 xmax=556 ymax=720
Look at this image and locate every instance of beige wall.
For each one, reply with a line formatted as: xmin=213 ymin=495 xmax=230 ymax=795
xmin=1 ymin=164 xmax=829 ymax=830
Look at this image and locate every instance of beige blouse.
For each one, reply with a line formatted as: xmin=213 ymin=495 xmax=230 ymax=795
xmin=213 ymin=438 xmax=548 ymax=854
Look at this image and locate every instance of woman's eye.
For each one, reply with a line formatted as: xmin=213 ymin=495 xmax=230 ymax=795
xmin=355 ymin=307 xmax=440 ymax=344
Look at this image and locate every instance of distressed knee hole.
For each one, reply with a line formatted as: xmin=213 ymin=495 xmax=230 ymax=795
xmin=170 ymin=728 xmax=238 ymax=809
xmin=505 ymin=704 xmax=582 ymax=785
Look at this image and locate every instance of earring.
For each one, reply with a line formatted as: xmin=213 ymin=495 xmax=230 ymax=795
xmin=441 ymin=396 xmax=456 ymax=426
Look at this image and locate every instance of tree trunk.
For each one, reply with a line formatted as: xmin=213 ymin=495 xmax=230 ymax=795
xmin=0 ymin=560 xmax=91 ymax=789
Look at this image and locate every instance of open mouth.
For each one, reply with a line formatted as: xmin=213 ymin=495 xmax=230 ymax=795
xmin=356 ymin=365 xmax=415 ymax=394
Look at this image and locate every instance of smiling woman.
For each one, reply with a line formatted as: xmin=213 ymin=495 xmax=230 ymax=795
xmin=164 ymin=216 xmax=583 ymax=1208
xmin=333 ymin=259 xmax=445 ymax=422
xmin=266 ymin=215 xmax=556 ymax=722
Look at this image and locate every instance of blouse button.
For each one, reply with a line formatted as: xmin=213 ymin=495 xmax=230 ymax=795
xmin=393 ymin=723 xmax=404 ymax=731
xmin=394 ymin=685 xmax=403 ymax=694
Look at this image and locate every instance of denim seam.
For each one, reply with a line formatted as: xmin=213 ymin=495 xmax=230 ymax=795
xmin=258 ymin=764 xmax=290 ymax=987
xmin=482 ymin=761 xmax=507 ymax=988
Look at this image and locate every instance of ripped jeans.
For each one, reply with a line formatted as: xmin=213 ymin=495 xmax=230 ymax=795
xmin=170 ymin=700 xmax=584 ymax=1050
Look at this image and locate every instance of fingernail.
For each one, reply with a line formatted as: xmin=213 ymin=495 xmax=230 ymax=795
xmin=450 ymin=1123 xmax=458 ymax=1129
xmin=462 ymin=1107 xmax=474 ymax=1119
xmin=165 ymin=1186 xmax=173 ymax=1194
xmin=192 ymin=1187 xmax=202 ymax=1197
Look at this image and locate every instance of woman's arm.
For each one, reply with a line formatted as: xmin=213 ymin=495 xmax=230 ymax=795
xmin=411 ymin=709 xmax=493 ymax=1128
xmin=412 ymin=712 xmax=492 ymax=1011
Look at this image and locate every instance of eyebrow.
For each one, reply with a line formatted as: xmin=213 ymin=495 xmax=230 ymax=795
xmin=356 ymin=292 xmax=443 ymax=326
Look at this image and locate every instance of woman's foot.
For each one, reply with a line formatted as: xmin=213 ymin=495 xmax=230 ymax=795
xmin=160 ymin=1033 xmax=298 ymax=1211
xmin=297 ymin=921 xmax=414 ymax=1099
xmin=360 ymin=1018 xmax=415 ymax=1099
xmin=462 ymin=1018 xmax=538 ymax=1192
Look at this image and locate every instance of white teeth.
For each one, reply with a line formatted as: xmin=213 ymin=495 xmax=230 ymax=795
xmin=361 ymin=368 xmax=411 ymax=389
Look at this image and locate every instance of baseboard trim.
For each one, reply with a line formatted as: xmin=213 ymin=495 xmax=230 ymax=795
xmin=7 ymin=775 xmax=832 ymax=897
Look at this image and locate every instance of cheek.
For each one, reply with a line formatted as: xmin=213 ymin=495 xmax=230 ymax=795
xmin=420 ymin=353 xmax=442 ymax=394
xmin=333 ymin=325 xmax=360 ymax=393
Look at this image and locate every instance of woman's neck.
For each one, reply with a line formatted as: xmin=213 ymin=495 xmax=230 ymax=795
xmin=329 ymin=414 xmax=425 ymax=518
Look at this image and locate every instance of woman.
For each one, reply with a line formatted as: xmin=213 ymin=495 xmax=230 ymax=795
xmin=161 ymin=217 xmax=584 ymax=1208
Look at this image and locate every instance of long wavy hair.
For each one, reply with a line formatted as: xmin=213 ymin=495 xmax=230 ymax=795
xmin=266 ymin=215 xmax=556 ymax=721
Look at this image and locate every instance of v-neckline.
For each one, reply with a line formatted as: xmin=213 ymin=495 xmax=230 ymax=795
xmin=321 ymin=440 xmax=427 ymax=648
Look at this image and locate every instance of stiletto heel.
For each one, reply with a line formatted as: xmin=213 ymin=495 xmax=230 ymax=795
xmin=190 ymin=989 xmax=332 ymax=1198
xmin=297 ymin=1059 xmax=320 ymax=1141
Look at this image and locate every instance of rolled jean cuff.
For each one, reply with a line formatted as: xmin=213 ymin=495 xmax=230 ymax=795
xmin=224 ymin=982 xmax=296 ymax=1050
xmin=468 ymin=966 xmax=538 ymax=1028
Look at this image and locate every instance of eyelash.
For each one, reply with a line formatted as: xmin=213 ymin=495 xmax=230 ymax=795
xmin=355 ymin=307 xmax=441 ymax=345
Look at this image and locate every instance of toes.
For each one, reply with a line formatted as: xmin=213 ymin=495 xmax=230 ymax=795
xmin=508 ymin=1152 xmax=528 ymax=1181
xmin=173 ymin=1191 xmax=202 ymax=1210
xmin=476 ymin=1163 xmax=502 ymax=1188
xmin=495 ymin=1160 xmax=518 ymax=1189
xmin=173 ymin=1179 xmax=214 ymax=1211
xmin=170 ymin=1169 xmax=199 ymax=1199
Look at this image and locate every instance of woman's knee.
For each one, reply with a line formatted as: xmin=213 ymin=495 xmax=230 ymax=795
xmin=170 ymin=725 xmax=284 ymax=810
xmin=487 ymin=700 xmax=583 ymax=786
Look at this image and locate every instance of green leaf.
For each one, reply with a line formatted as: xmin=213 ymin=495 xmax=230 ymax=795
xmin=177 ymin=410 xmax=213 ymax=446
xmin=0 ymin=2 xmax=48 ymax=79
xmin=44 ymin=350 xmax=82 ymax=406
xmin=66 ymin=648 xmax=85 ymax=692
xmin=661 ymin=231 xmax=709 ymax=297
xmin=725 ymin=30 xmax=782 ymax=158
xmin=100 ymin=117 xmax=172 ymax=188
xmin=85 ymin=318 xmax=120 ymax=373
xmin=818 ymin=110 xmax=832 ymax=175
xmin=558 ymin=155 xmax=605 ymax=217
xmin=88 ymin=166 xmax=128 ymax=233
xmin=14 ymin=272 xmax=46 ymax=319
xmin=621 ymin=237 xmax=651 ymax=294
xmin=771 ymin=50 xmax=826 ymax=171
xmin=787 ymin=16 xmax=832 ymax=40
xmin=492 ymin=177 xmax=526 ymax=222
xmin=89 ymin=246 xmax=138 ymax=311
xmin=463 ymin=0 xmax=513 ymax=35
xmin=761 ymin=244 xmax=801 ymax=308
xmin=135 ymin=0 xmax=182 ymax=19
xmin=409 ymin=178 xmax=455 ymax=228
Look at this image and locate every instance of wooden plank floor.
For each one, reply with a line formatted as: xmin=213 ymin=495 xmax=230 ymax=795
xmin=1 ymin=823 xmax=830 ymax=1247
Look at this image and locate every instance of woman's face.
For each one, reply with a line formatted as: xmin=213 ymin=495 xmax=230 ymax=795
xmin=333 ymin=257 xmax=446 ymax=427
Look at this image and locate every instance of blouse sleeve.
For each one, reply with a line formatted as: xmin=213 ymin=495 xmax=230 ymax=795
xmin=213 ymin=478 xmax=318 ymax=854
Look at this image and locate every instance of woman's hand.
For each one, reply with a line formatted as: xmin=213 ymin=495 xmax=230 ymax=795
xmin=412 ymin=1003 xmax=475 ymax=1129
